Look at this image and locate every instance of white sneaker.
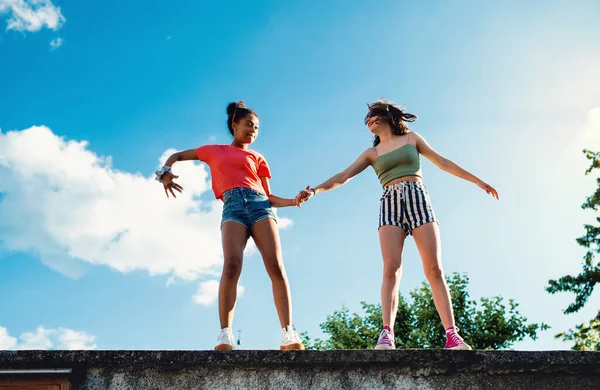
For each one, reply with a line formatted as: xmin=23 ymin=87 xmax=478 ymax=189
xmin=280 ymin=325 xmax=305 ymax=350
xmin=215 ymin=327 xmax=235 ymax=351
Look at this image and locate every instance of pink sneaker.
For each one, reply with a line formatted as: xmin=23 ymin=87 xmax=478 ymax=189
xmin=374 ymin=327 xmax=395 ymax=350
xmin=444 ymin=327 xmax=472 ymax=350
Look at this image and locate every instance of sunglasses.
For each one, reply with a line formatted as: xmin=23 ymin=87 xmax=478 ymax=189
xmin=364 ymin=108 xmax=389 ymax=124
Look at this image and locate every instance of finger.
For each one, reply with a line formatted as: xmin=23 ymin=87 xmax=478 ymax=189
xmin=169 ymin=187 xmax=177 ymax=198
xmin=173 ymin=184 xmax=183 ymax=193
xmin=164 ymin=187 xmax=170 ymax=198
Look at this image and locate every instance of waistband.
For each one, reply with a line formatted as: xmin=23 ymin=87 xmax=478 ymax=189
xmin=383 ymin=181 xmax=425 ymax=190
xmin=223 ymin=186 xmax=266 ymax=197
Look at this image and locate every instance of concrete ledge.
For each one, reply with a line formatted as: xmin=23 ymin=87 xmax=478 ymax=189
xmin=1 ymin=350 xmax=599 ymax=389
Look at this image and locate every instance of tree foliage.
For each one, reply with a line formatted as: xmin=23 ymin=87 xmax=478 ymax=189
xmin=546 ymin=150 xmax=600 ymax=350
xmin=302 ymin=273 xmax=547 ymax=350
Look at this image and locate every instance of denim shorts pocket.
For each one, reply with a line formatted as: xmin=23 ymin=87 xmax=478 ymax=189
xmin=223 ymin=191 xmax=233 ymax=205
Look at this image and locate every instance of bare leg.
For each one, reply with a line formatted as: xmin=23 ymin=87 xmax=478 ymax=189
xmin=219 ymin=222 xmax=249 ymax=329
xmin=251 ymin=218 xmax=292 ymax=328
xmin=412 ymin=222 xmax=454 ymax=329
xmin=378 ymin=225 xmax=407 ymax=328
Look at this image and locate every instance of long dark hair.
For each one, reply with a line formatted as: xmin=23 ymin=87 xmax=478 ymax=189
xmin=226 ymin=101 xmax=258 ymax=136
xmin=366 ymin=99 xmax=417 ymax=146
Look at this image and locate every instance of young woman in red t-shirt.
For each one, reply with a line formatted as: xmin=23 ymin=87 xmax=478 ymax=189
xmin=156 ymin=102 xmax=304 ymax=350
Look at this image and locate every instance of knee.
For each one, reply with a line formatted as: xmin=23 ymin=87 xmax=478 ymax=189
xmin=424 ymin=264 xmax=444 ymax=281
xmin=222 ymin=257 xmax=243 ymax=280
xmin=264 ymin=258 xmax=286 ymax=281
xmin=383 ymin=262 xmax=402 ymax=280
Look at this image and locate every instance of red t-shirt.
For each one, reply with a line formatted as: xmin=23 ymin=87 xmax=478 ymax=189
xmin=195 ymin=145 xmax=272 ymax=200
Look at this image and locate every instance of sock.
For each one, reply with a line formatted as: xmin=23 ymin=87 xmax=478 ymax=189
xmin=445 ymin=326 xmax=456 ymax=334
xmin=383 ymin=325 xmax=392 ymax=333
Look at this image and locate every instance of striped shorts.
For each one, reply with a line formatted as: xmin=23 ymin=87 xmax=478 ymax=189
xmin=379 ymin=181 xmax=438 ymax=235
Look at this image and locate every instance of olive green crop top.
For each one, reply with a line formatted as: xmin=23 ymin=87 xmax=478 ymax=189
xmin=372 ymin=144 xmax=422 ymax=186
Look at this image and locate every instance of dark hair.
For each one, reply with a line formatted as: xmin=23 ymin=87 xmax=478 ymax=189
xmin=226 ymin=101 xmax=258 ymax=136
xmin=366 ymin=99 xmax=418 ymax=146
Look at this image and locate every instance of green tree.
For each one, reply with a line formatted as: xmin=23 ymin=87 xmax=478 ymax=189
xmin=546 ymin=149 xmax=600 ymax=350
xmin=302 ymin=273 xmax=547 ymax=350
xmin=555 ymin=317 xmax=600 ymax=351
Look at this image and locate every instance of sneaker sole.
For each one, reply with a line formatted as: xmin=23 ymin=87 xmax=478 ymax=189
xmin=374 ymin=344 xmax=395 ymax=350
xmin=446 ymin=345 xmax=472 ymax=351
xmin=214 ymin=344 xmax=234 ymax=351
xmin=280 ymin=343 xmax=305 ymax=350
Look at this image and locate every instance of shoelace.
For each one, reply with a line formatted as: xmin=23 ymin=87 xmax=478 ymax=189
xmin=448 ymin=331 xmax=463 ymax=345
xmin=378 ymin=330 xmax=394 ymax=345
xmin=284 ymin=330 xmax=299 ymax=342
xmin=218 ymin=331 xmax=233 ymax=343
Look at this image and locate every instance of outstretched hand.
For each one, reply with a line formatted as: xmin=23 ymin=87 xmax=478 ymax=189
xmin=295 ymin=185 xmax=314 ymax=206
xmin=161 ymin=171 xmax=184 ymax=198
xmin=477 ymin=179 xmax=499 ymax=200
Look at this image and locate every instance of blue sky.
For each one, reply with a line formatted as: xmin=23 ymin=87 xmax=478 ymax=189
xmin=1 ymin=0 xmax=600 ymax=350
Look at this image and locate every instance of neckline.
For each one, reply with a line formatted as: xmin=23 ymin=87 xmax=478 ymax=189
xmin=226 ymin=144 xmax=252 ymax=152
xmin=375 ymin=143 xmax=416 ymax=162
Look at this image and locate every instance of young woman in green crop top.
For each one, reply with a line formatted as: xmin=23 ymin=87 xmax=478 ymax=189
xmin=296 ymin=99 xmax=499 ymax=350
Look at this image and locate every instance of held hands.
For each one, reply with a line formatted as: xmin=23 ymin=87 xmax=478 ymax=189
xmin=476 ymin=179 xmax=499 ymax=200
xmin=295 ymin=185 xmax=315 ymax=206
xmin=161 ymin=171 xmax=184 ymax=198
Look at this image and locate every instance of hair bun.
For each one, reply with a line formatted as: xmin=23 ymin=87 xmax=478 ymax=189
xmin=226 ymin=101 xmax=246 ymax=116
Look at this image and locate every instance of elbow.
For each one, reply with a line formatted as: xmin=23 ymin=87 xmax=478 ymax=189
xmin=437 ymin=157 xmax=450 ymax=171
xmin=339 ymin=172 xmax=351 ymax=185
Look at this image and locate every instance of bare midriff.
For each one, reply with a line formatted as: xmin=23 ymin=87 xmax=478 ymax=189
xmin=383 ymin=175 xmax=423 ymax=187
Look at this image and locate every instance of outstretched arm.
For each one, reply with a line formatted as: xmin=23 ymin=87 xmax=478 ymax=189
xmin=162 ymin=149 xmax=200 ymax=167
xmin=260 ymin=177 xmax=299 ymax=208
xmin=159 ymin=149 xmax=200 ymax=198
xmin=415 ymin=132 xmax=499 ymax=199
xmin=295 ymin=148 xmax=375 ymax=203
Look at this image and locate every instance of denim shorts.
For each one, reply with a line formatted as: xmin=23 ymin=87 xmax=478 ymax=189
xmin=379 ymin=181 xmax=438 ymax=235
xmin=222 ymin=187 xmax=277 ymax=231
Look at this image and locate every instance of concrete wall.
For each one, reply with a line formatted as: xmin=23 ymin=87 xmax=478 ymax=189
xmin=1 ymin=350 xmax=599 ymax=389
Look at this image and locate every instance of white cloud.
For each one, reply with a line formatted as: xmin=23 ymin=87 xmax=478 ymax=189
xmin=56 ymin=328 xmax=97 ymax=350
xmin=193 ymin=279 xmax=245 ymax=306
xmin=0 ymin=0 xmax=65 ymax=32
xmin=17 ymin=326 xmax=54 ymax=349
xmin=0 ymin=325 xmax=96 ymax=350
xmin=0 ymin=126 xmax=223 ymax=280
xmin=0 ymin=126 xmax=294 ymax=284
xmin=278 ymin=216 xmax=293 ymax=230
xmin=0 ymin=327 xmax=17 ymax=349
xmin=49 ymin=36 xmax=62 ymax=49
xmin=165 ymin=35 xmax=173 ymax=40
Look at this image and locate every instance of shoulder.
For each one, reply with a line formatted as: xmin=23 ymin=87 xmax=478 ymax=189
xmin=197 ymin=144 xmax=227 ymax=152
xmin=361 ymin=147 xmax=378 ymax=164
xmin=408 ymin=131 xmax=424 ymax=142
xmin=196 ymin=144 xmax=229 ymax=160
xmin=408 ymin=131 xmax=428 ymax=150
